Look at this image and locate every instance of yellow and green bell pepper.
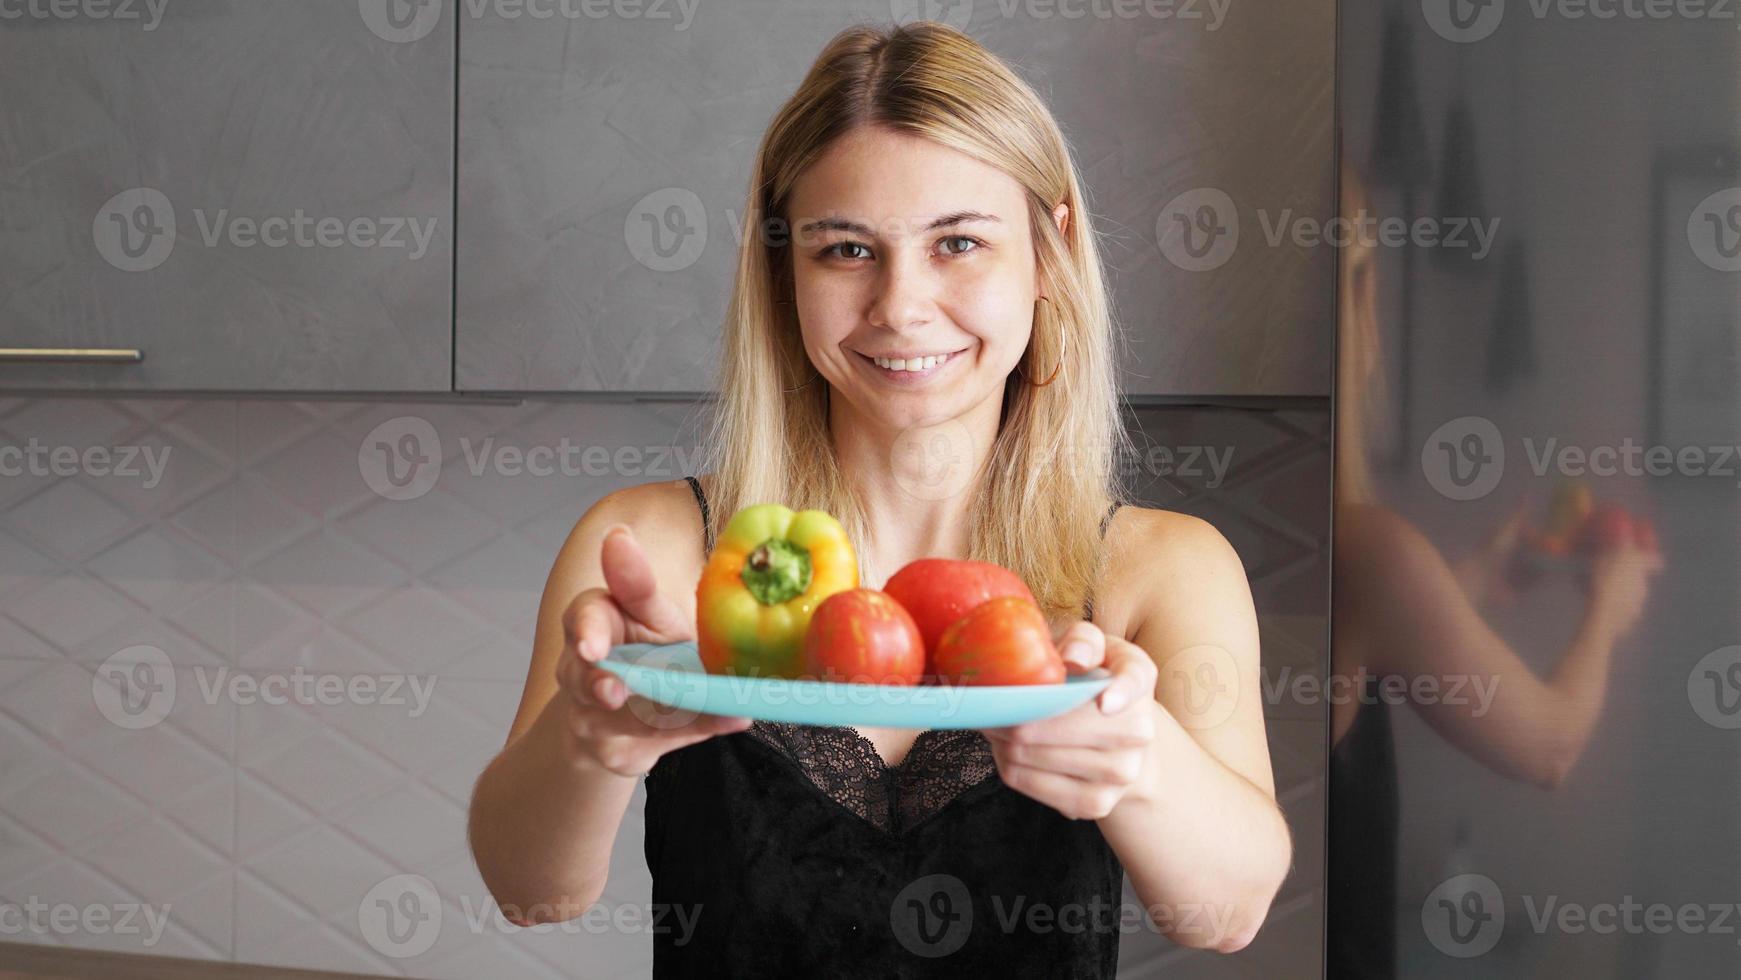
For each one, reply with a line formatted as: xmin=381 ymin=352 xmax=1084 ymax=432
xmin=695 ymin=503 xmax=858 ymax=678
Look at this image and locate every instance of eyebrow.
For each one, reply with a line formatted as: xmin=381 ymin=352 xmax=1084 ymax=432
xmin=797 ymin=210 xmax=1002 ymax=236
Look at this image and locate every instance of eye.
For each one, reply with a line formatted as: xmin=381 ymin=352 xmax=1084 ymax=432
xmin=822 ymin=241 xmax=872 ymax=261
xmin=938 ymin=235 xmax=983 ymax=256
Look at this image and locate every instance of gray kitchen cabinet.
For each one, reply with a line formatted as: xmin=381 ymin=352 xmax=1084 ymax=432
xmin=0 ymin=0 xmax=453 ymax=392
xmin=456 ymin=1 xmax=1332 ymax=396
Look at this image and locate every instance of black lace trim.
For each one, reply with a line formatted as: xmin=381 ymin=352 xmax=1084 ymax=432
xmin=744 ymin=721 xmax=999 ymax=835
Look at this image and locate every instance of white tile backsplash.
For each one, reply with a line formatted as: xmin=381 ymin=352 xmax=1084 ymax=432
xmin=0 ymin=396 xmax=1326 ymax=978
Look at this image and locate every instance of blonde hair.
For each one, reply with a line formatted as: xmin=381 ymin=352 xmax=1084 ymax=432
xmin=1335 ymin=158 xmax=1388 ymax=508
xmin=698 ymin=21 xmax=1132 ymax=621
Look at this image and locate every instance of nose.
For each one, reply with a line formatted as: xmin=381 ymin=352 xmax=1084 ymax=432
xmin=866 ymin=250 xmax=934 ymax=331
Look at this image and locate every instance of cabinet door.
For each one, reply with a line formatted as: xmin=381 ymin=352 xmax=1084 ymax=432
xmin=455 ymin=2 xmax=1331 ymax=395
xmin=0 ymin=0 xmax=453 ymax=392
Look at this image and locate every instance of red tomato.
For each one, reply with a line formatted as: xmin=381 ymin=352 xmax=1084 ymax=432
xmin=883 ymin=558 xmax=1037 ymax=655
xmin=801 ymin=589 xmax=926 ymax=685
xmin=932 ymin=596 xmax=1066 ymax=686
xmin=1631 ymin=515 xmax=1660 ymax=553
xmin=1577 ymin=503 xmax=1634 ymax=555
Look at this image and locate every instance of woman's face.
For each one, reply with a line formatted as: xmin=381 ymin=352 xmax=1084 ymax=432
xmin=784 ymin=125 xmax=1061 ymax=428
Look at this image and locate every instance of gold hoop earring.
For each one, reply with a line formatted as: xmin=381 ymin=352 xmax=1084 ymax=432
xmin=1019 ymin=296 xmax=1065 ymax=388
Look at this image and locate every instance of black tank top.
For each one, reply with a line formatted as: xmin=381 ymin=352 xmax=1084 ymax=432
xmin=1327 ymin=673 xmax=1398 ymax=979
xmin=643 ymin=476 xmax=1125 ymax=977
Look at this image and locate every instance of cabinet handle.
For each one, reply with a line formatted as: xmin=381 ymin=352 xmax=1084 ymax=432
xmin=0 ymin=348 xmax=144 ymax=364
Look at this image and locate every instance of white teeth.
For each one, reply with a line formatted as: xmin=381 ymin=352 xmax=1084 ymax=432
xmin=872 ymin=354 xmax=946 ymax=371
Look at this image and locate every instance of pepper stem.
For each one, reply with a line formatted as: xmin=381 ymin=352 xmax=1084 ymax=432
xmin=741 ymin=538 xmax=812 ymax=605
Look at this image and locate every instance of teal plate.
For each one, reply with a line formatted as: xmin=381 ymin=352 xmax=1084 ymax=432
xmin=597 ymin=641 xmax=1111 ymax=730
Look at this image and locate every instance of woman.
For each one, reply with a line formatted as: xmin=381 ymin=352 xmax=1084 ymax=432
xmin=1327 ymin=161 xmax=1664 ymax=978
xmin=469 ymin=22 xmax=1292 ymax=976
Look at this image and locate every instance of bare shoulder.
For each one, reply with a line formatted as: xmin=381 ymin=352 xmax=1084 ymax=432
xmin=1101 ymin=505 xmax=1249 ymax=641
xmin=1112 ymin=505 xmax=1243 ymax=573
xmin=560 ymin=477 xmax=711 ymax=609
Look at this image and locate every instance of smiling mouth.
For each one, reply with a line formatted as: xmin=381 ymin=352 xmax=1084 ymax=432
xmin=855 ymin=349 xmax=967 ymax=374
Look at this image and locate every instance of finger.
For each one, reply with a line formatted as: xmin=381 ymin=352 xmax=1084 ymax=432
xmin=982 ymin=705 xmax=1146 ymax=748
xmin=589 ymin=698 xmax=750 ymax=739
xmin=1000 ymin=742 xmax=1140 ymax=785
xmin=1097 ymin=638 xmax=1157 ymax=715
xmin=591 ymin=668 xmax=627 ymax=710
xmin=1054 ymin=621 xmax=1105 ymax=673
xmin=599 ymin=525 xmax=693 ymax=642
xmin=554 ymin=646 xmax=620 ymax=710
xmin=1000 ymin=764 xmax=1119 ymax=820
xmin=565 ymin=588 xmax=625 ymax=663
